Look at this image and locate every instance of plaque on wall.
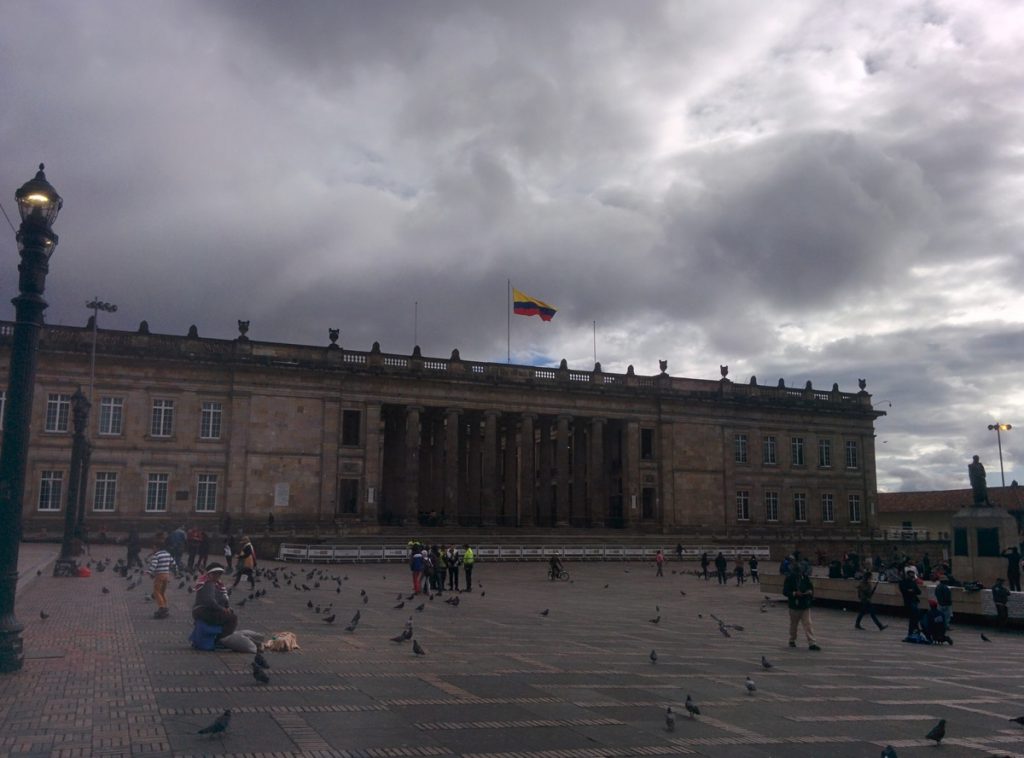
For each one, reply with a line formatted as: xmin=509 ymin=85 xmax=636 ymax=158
xmin=274 ymin=482 xmax=290 ymax=507
xmin=175 ymin=490 xmax=189 ymax=501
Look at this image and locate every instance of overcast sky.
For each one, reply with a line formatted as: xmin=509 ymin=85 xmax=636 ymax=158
xmin=2 ymin=1 xmax=1021 ymax=493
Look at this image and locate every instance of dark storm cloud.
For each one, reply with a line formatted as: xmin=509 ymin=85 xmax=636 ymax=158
xmin=1 ymin=1 xmax=1021 ymax=490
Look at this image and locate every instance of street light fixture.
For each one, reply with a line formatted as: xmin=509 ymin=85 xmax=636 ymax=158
xmin=988 ymin=423 xmax=1013 ymax=488
xmin=0 ymin=164 xmax=62 ymax=673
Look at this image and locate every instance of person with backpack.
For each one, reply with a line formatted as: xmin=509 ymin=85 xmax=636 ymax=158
xmin=854 ymin=571 xmax=887 ymax=631
xmin=232 ymin=536 xmax=257 ymax=590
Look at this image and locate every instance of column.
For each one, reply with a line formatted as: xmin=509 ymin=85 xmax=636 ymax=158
xmin=572 ymin=420 xmax=586 ymax=526
xmin=224 ymin=391 xmax=251 ymax=517
xmin=589 ymin=417 xmax=606 ymax=527
xmin=320 ymin=397 xmax=340 ymax=522
xmin=519 ymin=413 xmax=536 ymax=527
xmin=430 ymin=413 xmax=445 ymax=514
xmin=481 ymin=410 xmax=498 ymax=526
xmin=403 ymin=405 xmax=422 ymax=526
xmin=622 ymin=420 xmax=640 ymax=528
xmin=467 ymin=413 xmax=482 ymax=526
xmin=502 ymin=420 xmax=517 ymax=526
xmin=445 ymin=408 xmax=461 ymax=525
xmin=537 ymin=417 xmax=553 ymax=526
xmin=363 ymin=402 xmax=382 ymax=523
xmin=555 ymin=414 xmax=571 ymax=526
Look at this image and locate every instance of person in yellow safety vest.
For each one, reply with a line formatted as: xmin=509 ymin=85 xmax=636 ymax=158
xmin=462 ymin=544 xmax=475 ymax=592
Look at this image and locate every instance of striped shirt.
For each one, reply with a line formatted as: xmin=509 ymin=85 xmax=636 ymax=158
xmin=147 ymin=550 xmax=176 ymax=575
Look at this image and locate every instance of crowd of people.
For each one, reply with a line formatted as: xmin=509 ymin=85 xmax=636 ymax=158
xmin=407 ymin=542 xmax=476 ymax=594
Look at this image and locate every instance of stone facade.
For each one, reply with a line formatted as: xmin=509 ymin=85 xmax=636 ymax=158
xmin=0 ymin=323 xmax=884 ymax=536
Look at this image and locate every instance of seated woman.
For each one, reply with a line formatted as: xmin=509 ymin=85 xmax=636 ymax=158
xmin=192 ymin=563 xmax=237 ymax=639
xmin=920 ymin=599 xmax=952 ymax=645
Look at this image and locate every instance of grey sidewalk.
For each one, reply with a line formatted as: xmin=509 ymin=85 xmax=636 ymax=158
xmin=3 ymin=546 xmax=1024 ymax=757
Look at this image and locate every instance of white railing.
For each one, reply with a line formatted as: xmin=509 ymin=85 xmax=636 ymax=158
xmin=277 ymin=543 xmax=770 ymax=563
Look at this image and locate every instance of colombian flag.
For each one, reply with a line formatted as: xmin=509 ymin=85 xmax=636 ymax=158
xmin=512 ymin=287 xmax=557 ymax=321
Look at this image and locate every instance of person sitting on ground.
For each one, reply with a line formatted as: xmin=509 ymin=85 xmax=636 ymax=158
xmin=549 ymin=554 xmax=564 ymax=580
xmin=192 ymin=563 xmax=237 ymax=640
xmin=920 ymin=598 xmax=952 ymax=644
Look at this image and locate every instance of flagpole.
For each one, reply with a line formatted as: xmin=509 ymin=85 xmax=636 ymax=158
xmin=593 ymin=320 xmax=597 ymax=365
xmin=507 ymin=279 xmax=511 ymax=364
xmin=414 ymin=301 xmax=418 ymax=349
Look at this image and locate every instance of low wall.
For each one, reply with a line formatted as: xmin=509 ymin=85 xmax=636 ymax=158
xmin=761 ymin=573 xmax=1024 ymax=622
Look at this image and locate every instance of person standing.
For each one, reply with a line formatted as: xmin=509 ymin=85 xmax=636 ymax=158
xmin=700 ymin=552 xmax=710 ymax=580
xmin=186 ymin=525 xmax=202 ymax=572
xmin=934 ymin=576 xmax=953 ymax=629
xmin=748 ymin=555 xmax=760 ymax=584
xmin=446 ymin=546 xmax=461 ymax=591
xmin=168 ymin=525 xmax=187 ymax=571
xmin=1002 ymin=547 xmax=1021 ymax=592
xmin=196 ymin=529 xmax=210 ymax=571
xmin=854 ymin=571 xmax=887 ymax=631
xmin=147 ymin=539 xmax=177 ymax=619
xmin=655 ymin=550 xmax=665 ymax=577
xmin=463 ymin=544 xmax=476 ymax=592
xmin=783 ymin=563 xmax=821 ymax=650
xmin=232 ymin=536 xmax=257 ymax=590
xmin=125 ymin=527 xmax=142 ymax=570
xmin=675 ymin=543 xmax=683 ymax=561
xmin=992 ymin=578 xmax=1010 ymax=628
xmin=410 ymin=548 xmax=424 ymax=594
xmin=898 ymin=568 xmax=922 ymax=638
xmin=714 ymin=552 xmax=728 ymax=585
xmin=222 ymin=537 xmax=233 ymax=571
xmin=733 ymin=559 xmax=745 ymax=586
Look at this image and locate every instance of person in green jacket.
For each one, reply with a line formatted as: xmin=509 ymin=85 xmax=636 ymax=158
xmin=463 ymin=544 xmax=476 ymax=592
xmin=782 ymin=563 xmax=821 ymax=651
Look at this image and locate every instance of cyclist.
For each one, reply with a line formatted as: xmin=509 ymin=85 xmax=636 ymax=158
xmin=548 ymin=554 xmax=564 ymax=581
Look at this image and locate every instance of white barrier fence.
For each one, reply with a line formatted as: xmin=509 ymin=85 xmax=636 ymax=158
xmin=277 ymin=543 xmax=770 ymax=563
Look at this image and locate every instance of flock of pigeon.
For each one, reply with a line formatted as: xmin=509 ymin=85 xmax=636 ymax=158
xmin=40 ymin=557 xmax=1021 ymax=754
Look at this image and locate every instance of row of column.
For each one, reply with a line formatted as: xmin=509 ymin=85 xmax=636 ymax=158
xmin=380 ymin=406 xmax=642 ymax=528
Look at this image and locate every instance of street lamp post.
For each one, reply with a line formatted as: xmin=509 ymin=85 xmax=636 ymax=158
xmin=55 ymin=388 xmax=90 ymax=576
xmin=988 ymin=423 xmax=1013 ymax=488
xmin=0 ymin=164 xmax=62 ymax=673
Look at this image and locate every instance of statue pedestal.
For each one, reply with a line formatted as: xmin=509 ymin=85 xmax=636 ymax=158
xmin=950 ymin=506 xmax=1018 ymax=586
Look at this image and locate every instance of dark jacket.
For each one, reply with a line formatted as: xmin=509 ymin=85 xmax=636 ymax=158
xmin=899 ymin=576 xmax=921 ymax=606
xmin=783 ymin=573 xmax=814 ymax=610
xmin=192 ymin=578 xmax=229 ymax=612
xmin=992 ymin=584 xmax=1010 ymax=605
xmin=934 ymin=582 xmax=952 ymax=607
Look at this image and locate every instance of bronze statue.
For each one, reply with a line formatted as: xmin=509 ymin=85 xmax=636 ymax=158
xmin=968 ymin=455 xmax=989 ymax=505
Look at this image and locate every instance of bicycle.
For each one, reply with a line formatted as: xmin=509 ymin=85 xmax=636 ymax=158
xmin=548 ymin=568 xmax=570 ymax=582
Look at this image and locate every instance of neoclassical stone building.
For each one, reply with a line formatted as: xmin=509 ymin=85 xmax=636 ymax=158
xmin=1 ymin=322 xmax=884 ymax=536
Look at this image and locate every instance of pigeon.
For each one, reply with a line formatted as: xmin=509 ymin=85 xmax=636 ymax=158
xmin=925 ymin=718 xmax=945 ymax=744
xmin=251 ymin=661 xmax=270 ymax=684
xmin=307 ymin=600 xmax=314 ymax=609
xmin=603 ymin=584 xmax=610 ymax=589
xmin=718 ymin=625 xmax=731 ymax=638
xmin=394 ymin=601 xmax=405 ymax=610
xmin=236 ymin=598 xmax=247 ymax=607
xmin=254 ymin=652 xmax=270 ymax=669
xmin=1010 ymin=716 xmax=1024 ymax=726
xmin=745 ymin=676 xmax=756 ymax=695
xmin=360 ymin=589 xmax=366 ymax=596
xmin=981 ymin=633 xmax=991 ymax=642
xmin=540 ymin=609 xmax=550 ymax=616
xmin=324 ymin=614 xmax=336 ymax=624
xmin=198 ymin=709 xmax=232 ymax=735
xmin=413 ymin=639 xmax=426 ymax=656
xmin=344 ymin=623 xmax=357 ymax=632
xmin=679 ymin=590 xmax=687 ymax=596
xmin=665 ymin=706 xmax=675 ymax=732
xmin=315 ymin=605 xmax=321 ymax=613
xmin=102 ymin=587 xmax=110 ymax=594
xmin=880 ymin=746 xmax=898 ymax=758
xmin=40 ymin=610 xmax=49 ymax=620
xmin=685 ymin=694 xmax=700 ymax=717
xmin=480 ymin=591 xmax=486 ymax=597
xmin=649 ymin=616 xmax=661 ymax=625
xmin=390 ymin=632 xmax=408 ymax=643
xmin=362 ymin=595 xmax=368 ymax=604
xmin=415 ymin=604 xmax=425 ymax=612
xmin=649 ymin=649 xmax=657 ymax=664
xmin=761 ymin=656 xmax=773 ymax=670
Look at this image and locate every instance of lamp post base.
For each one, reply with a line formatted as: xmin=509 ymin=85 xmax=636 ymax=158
xmin=52 ymin=558 xmax=78 ymax=578
xmin=0 ymin=617 xmax=25 ymax=673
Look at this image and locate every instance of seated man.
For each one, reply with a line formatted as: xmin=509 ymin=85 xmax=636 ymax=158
xmin=920 ymin=599 xmax=952 ymax=644
xmin=548 ymin=555 xmax=564 ymax=580
xmin=191 ymin=563 xmax=237 ymax=641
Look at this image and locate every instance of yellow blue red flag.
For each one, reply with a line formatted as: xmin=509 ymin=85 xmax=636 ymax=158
xmin=512 ymin=287 xmax=557 ymax=321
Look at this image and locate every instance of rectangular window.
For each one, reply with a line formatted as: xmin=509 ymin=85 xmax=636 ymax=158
xmin=845 ymin=440 xmax=859 ymax=469
xmin=45 ymin=393 xmax=71 ymax=432
xmin=151 ymin=399 xmax=174 ymax=437
xmin=791 ymin=437 xmax=805 ymax=466
xmin=338 ymin=478 xmax=359 ymax=515
xmin=765 ymin=491 xmax=779 ymax=522
xmin=200 ymin=401 xmax=222 ymax=440
xmin=342 ymin=410 xmax=361 ymax=446
xmin=794 ymin=492 xmax=807 ymax=522
xmin=0 ymin=389 xmax=6 ymax=429
xmin=640 ymin=428 xmax=654 ymax=460
xmin=818 ymin=438 xmax=832 ymax=467
xmin=821 ymin=493 xmax=835 ymax=523
xmin=848 ymin=494 xmax=862 ymax=523
xmin=93 ymin=472 xmax=118 ymax=512
xmin=734 ymin=433 xmax=748 ymax=463
xmin=736 ymin=490 xmax=750 ymax=521
xmin=146 ymin=473 xmax=169 ymax=512
xmin=196 ymin=473 xmax=218 ymax=512
xmin=99 ymin=397 xmax=124 ymax=436
xmin=763 ymin=435 xmax=777 ymax=465
xmin=38 ymin=470 xmax=63 ymax=511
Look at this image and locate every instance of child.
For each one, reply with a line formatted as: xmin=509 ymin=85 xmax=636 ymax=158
xmin=223 ymin=538 xmax=233 ymax=571
xmin=655 ymin=550 xmax=665 ymax=577
xmin=146 ymin=539 xmax=177 ymax=619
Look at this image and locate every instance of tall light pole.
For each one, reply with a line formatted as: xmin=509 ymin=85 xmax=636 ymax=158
xmin=86 ymin=298 xmax=116 ymax=405
xmin=0 ymin=164 xmax=62 ymax=673
xmin=988 ymin=423 xmax=1013 ymax=488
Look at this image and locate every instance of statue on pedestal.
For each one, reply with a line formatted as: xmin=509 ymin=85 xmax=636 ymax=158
xmin=968 ymin=455 xmax=990 ymax=506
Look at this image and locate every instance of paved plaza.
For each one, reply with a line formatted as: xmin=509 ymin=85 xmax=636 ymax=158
xmin=3 ymin=544 xmax=1024 ymax=757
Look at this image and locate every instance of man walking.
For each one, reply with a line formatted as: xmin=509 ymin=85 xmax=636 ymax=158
xmin=783 ymin=563 xmax=821 ymax=650
xmin=714 ymin=552 xmax=728 ymax=585
xmin=1002 ymin=547 xmax=1021 ymax=592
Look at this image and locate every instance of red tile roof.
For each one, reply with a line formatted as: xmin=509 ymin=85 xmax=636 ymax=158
xmin=878 ymin=486 xmax=1023 ymax=513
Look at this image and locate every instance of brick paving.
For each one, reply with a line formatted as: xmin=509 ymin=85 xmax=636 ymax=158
xmin=4 ymin=545 xmax=1024 ymax=757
